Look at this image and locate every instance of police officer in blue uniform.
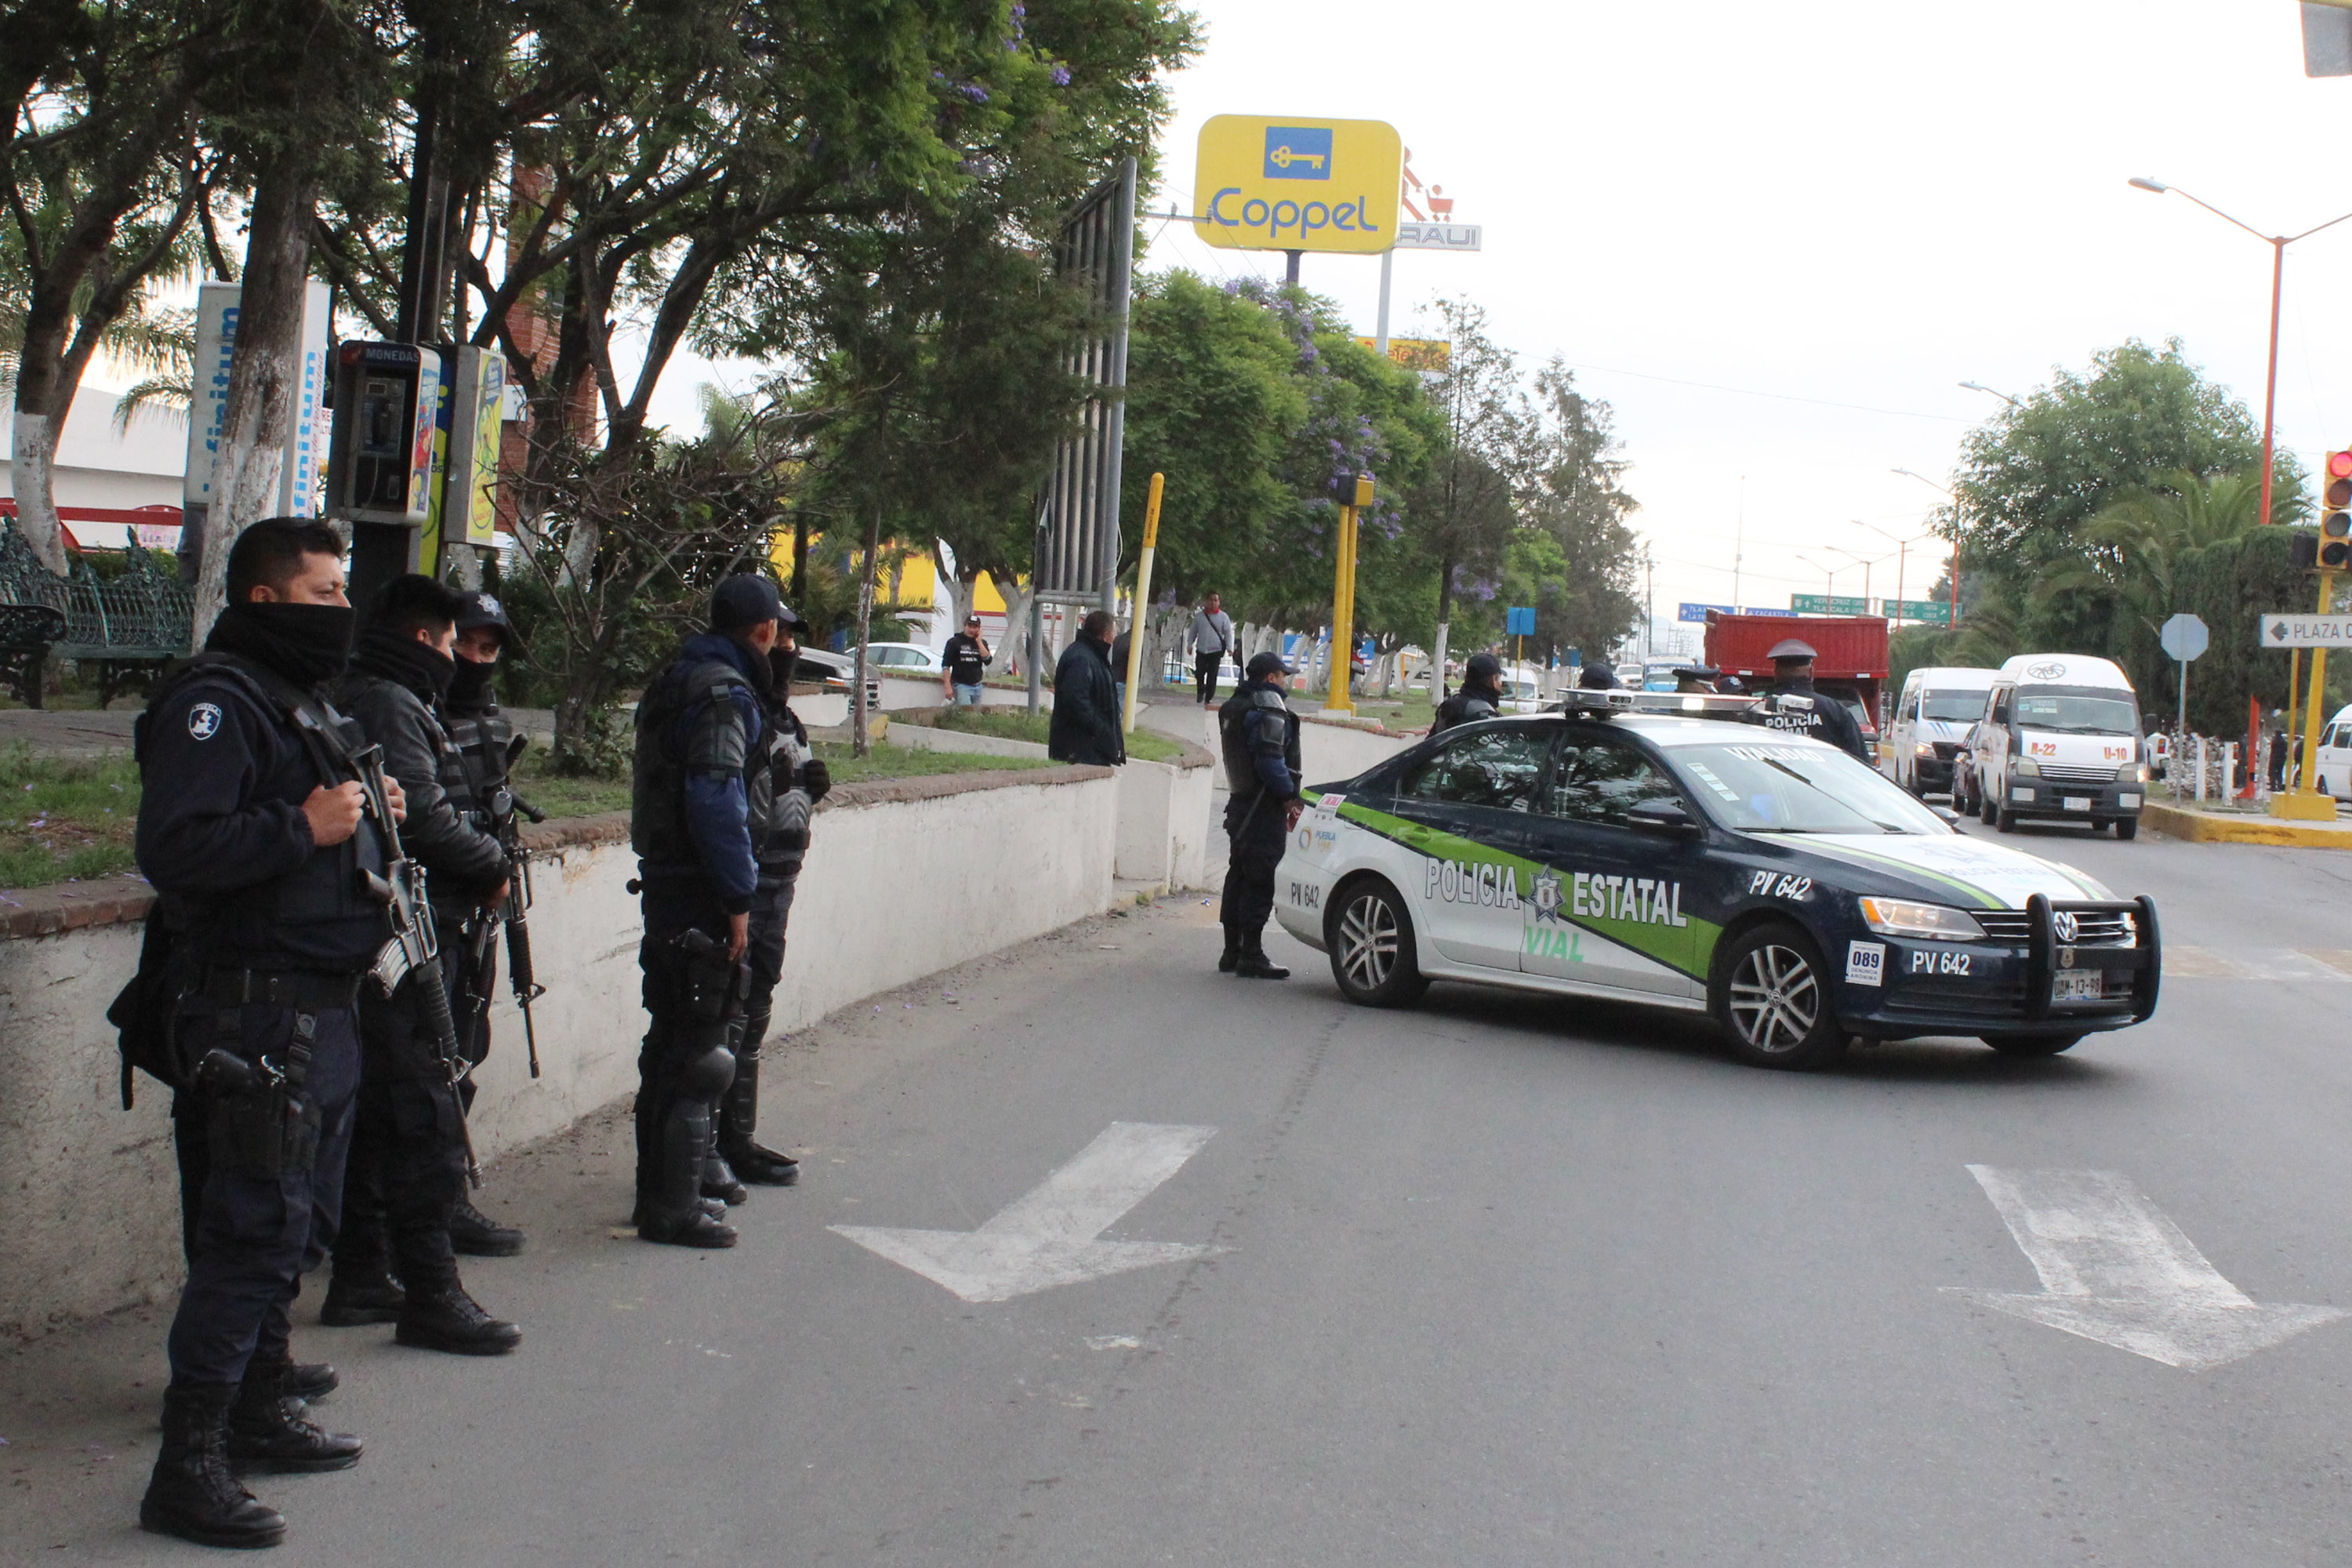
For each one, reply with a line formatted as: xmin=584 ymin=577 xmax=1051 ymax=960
xmin=1761 ymin=638 xmax=1869 ymax=763
xmin=1217 ymin=651 xmax=1305 ymax=979
xmin=132 ymin=519 xmax=395 ymax=1548
xmin=706 ymin=613 xmax=830 ymax=1192
xmin=322 ymin=575 xmax=521 ymax=1354
xmin=628 ymin=575 xmax=785 ymax=1247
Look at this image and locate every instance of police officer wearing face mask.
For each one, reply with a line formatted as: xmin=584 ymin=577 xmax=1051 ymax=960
xmin=322 ymin=575 xmax=521 ymax=1357
xmin=702 ymin=603 xmax=831 ymax=1196
xmin=1760 ymin=638 xmax=1868 ymax=762
xmin=1218 ymin=651 xmax=1305 ymax=979
xmin=628 ymin=575 xmax=786 ymax=1247
xmin=1432 ymin=652 xmax=1505 ymax=733
xmin=437 ymin=590 xmax=529 ymax=1257
xmin=131 ymin=519 xmax=394 ymax=1548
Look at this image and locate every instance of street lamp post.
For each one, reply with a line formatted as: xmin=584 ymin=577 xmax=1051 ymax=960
xmin=1828 ymin=543 xmax=1900 ymax=618
xmin=1891 ymin=469 xmax=1964 ymax=627
xmin=1795 ymin=554 xmax=1841 ymax=603
xmin=2128 ymin=177 xmax=2352 ymax=535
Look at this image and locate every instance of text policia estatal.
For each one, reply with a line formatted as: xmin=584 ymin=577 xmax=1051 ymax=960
xmin=1425 ymin=858 xmax=1691 ymax=927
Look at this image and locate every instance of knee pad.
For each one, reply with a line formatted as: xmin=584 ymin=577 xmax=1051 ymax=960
xmin=674 ymin=1042 xmax=736 ymax=1101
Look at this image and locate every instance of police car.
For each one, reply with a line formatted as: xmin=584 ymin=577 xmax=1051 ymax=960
xmin=1274 ymin=694 xmax=2161 ymax=1069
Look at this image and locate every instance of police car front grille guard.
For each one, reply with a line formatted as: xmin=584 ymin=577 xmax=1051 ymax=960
xmin=2021 ymin=892 xmax=2160 ymax=1025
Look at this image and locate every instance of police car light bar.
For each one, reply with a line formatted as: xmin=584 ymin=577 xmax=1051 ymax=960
xmin=1545 ymin=690 xmax=1764 ymax=719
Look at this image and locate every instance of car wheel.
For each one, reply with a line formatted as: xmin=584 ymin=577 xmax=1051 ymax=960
xmin=1713 ymin=924 xmax=1848 ymax=1071
xmin=1979 ymin=780 xmax=1999 ymax=826
xmin=2114 ymin=818 xmax=2139 ymax=840
xmin=1981 ymin=1033 xmax=2083 ymax=1057
xmin=1326 ymin=878 xmax=1428 ymax=1007
xmin=1994 ymin=802 xmax=2018 ymax=832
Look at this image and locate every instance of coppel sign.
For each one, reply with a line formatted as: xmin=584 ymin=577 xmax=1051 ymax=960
xmin=1194 ymin=115 xmax=1403 ymax=255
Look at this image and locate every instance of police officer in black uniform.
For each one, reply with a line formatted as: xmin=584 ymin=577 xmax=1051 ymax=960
xmin=1432 ymin=652 xmax=1504 ymax=733
xmin=133 ymin=519 xmax=393 ymax=1548
xmin=629 ymin=575 xmax=784 ymax=1247
xmin=703 ymin=605 xmax=831 ymax=1192
xmin=1760 ymin=637 xmax=1869 ymax=762
xmin=438 ymin=589 xmax=530 ymax=1255
xmin=322 ymin=575 xmax=521 ymax=1355
xmin=1218 ymin=650 xmax=1304 ymax=979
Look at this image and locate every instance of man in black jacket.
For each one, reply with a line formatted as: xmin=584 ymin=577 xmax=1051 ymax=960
xmin=1218 ymin=652 xmax=1304 ymax=978
xmin=1432 ymin=652 xmax=1505 ymax=733
xmin=135 ymin=518 xmax=390 ymax=1548
xmin=1048 ymin=610 xmax=1126 ymax=767
xmin=323 ymin=575 xmax=520 ymax=1356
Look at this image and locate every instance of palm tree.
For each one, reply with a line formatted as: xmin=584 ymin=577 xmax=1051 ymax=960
xmin=2036 ymin=468 xmax=2300 ymax=641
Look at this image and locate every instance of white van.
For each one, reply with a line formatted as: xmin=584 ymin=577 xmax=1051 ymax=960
xmin=2314 ymin=703 xmax=2352 ymax=799
xmin=1969 ymin=654 xmax=2147 ymax=838
xmin=1886 ymin=665 xmax=2000 ymax=797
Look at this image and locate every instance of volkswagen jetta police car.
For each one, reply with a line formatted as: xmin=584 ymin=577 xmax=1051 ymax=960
xmin=1274 ymin=695 xmax=2160 ymax=1069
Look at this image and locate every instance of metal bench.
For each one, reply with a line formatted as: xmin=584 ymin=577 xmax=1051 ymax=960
xmin=0 ymin=522 xmax=194 ymax=707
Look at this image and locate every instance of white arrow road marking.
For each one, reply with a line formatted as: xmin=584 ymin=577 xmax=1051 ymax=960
xmin=1945 ymin=1165 xmax=2346 ymax=1370
xmin=831 ymin=1122 xmax=1221 ymax=1303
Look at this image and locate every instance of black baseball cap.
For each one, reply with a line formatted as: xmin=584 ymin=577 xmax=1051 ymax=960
xmin=1246 ymin=651 xmax=1294 ymax=680
xmin=1465 ymin=652 xmax=1504 ymax=681
xmin=713 ymin=574 xmax=796 ymax=631
xmin=453 ymin=590 xmax=514 ymax=648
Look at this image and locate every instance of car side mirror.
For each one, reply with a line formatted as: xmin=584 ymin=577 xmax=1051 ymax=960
xmin=1932 ymin=804 xmax=1962 ymax=827
xmin=1627 ymin=798 xmax=1698 ymax=833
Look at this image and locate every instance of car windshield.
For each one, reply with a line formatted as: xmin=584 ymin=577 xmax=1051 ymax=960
xmin=1922 ymin=690 xmax=1987 ymax=722
xmin=2014 ymin=688 xmax=2137 ymax=735
xmin=1665 ymin=741 xmax=1954 ymax=835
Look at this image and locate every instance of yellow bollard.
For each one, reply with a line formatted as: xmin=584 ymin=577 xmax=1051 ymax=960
xmin=1325 ymin=474 xmax=1372 ymax=717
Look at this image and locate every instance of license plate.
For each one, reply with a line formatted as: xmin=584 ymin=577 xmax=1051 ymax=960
xmin=2063 ymin=796 xmax=2092 ymax=811
xmin=2052 ymin=971 xmax=2103 ymax=1002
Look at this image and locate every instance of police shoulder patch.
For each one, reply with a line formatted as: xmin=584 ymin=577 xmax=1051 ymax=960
xmin=187 ymin=702 xmax=223 ymax=741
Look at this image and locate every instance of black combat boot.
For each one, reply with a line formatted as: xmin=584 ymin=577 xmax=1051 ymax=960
xmin=1218 ymin=926 xmax=1240 ymax=974
xmin=1235 ymin=943 xmax=1290 ymax=980
xmin=701 ymin=1145 xmax=750 ymax=1206
xmin=448 ymin=1197 xmax=525 ymax=1257
xmin=318 ymin=1268 xmax=405 ymax=1327
xmin=227 ymin=1359 xmax=363 ymax=1473
xmin=396 ymin=1281 xmax=523 ymax=1356
xmin=640 ymin=1092 xmax=738 ymax=1249
xmin=281 ymin=1362 xmax=337 ymax=1402
xmin=717 ymin=1025 xmax=799 ymax=1186
xmin=140 ymin=1382 xmax=289 ymax=1549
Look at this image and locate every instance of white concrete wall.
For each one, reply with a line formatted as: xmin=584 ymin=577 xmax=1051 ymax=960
xmin=887 ymin=722 xmax=1050 ymax=760
xmin=1114 ymin=758 xmax=1215 ymax=890
xmin=1298 ymin=717 xmax=1416 ymax=786
xmin=0 ymin=769 xmax=1118 ymax=1338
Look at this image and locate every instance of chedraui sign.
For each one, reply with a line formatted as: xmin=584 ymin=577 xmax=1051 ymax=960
xmin=1195 ymin=115 xmax=1403 ymax=255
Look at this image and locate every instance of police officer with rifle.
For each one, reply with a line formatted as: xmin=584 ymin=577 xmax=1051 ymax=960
xmin=628 ymin=575 xmax=789 ymax=1247
xmin=439 ymin=589 xmax=537 ymax=1254
xmin=127 ymin=520 xmax=397 ymax=1548
xmin=707 ymin=602 xmax=831 ymax=1192
xmin=321 ymin=575 xmax=521 ymax=1356
xmin=1218 ymin=651 xmax=1305 ymax=980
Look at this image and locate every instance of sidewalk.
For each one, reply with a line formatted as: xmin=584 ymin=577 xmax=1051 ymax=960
xmin=2140 ymin=794 xmax=2352 ymax=849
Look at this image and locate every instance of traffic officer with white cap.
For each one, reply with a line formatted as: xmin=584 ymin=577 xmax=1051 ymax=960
xmin=1760 ymin=638 xmax=1868 ymax=762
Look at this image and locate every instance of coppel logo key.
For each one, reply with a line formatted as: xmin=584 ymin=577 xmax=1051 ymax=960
xmin=1263 ymin=126 xmax=1332 ymax=180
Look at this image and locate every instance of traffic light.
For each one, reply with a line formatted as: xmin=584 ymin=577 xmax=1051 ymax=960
xmin=2323 ymin=450 xmax=2352 ymax=571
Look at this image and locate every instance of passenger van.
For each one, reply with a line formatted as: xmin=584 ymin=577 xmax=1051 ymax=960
xmin=2314 ymin=703 xmax=2352 ymax=800
xmin=1887 ymin=666 xmax=2000 ymax=797
xmin=1969 ymin=655 xmax=2146 ymax=838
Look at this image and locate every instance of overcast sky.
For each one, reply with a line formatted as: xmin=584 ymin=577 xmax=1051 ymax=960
xmin=1135 ymin=0 xmax=2352 ymax=622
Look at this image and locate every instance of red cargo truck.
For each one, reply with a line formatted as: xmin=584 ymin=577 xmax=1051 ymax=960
xmin=1704 ymin=612 xmax=1889 ymax=764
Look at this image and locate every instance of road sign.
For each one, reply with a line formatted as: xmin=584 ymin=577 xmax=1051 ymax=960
xmin=2259 ymin=613 xmax=2352 ymax=648
xmin=1194 ymin=116 xmax=1403 ymax=256
xmin=1878 ymin=598 xmax=1953 ymax=626
xmin=1504 ymin=606 xmax=1536 ymax=636
xmin=1791 ymin=593 xmax=1869 ymax=616
xmin=1678 ymin=602 xmax=1735 ymax=623
xmin=2161 ymin=612 xmax=2210 ymax=660
xmin=1393 ymin=223 xmax=1482 ymax=251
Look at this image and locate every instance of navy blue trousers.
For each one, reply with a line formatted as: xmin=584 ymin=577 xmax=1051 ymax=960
xmin=165 ymin=1002 xmax=361 ymax=1387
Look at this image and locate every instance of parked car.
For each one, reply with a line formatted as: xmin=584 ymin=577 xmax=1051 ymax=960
xmin=864 ymin=641 xmax=945 ymax=675
xmin=793 ymin=646 xmax=883 ymax=713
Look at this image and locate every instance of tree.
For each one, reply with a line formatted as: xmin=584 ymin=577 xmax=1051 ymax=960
xmin=1508 ymin=359 xmax=1642 ymax=659
xmin=1411 ymin=298 xmax=1522 ymax=634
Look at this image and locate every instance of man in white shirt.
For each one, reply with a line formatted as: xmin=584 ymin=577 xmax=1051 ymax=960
xmin=1190 ymin=593 xmax=1234 ymax=706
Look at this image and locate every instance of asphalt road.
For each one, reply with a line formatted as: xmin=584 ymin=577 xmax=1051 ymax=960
xmin=9 ymin=814 xmax=2352 ymax=1566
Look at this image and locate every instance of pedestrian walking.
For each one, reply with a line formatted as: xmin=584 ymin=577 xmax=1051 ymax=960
xmin=2270 ymin=727 xmax=2289 ymax=793
xmin=128 ymin=519 xmax=390 ymax=1548
xmin=1432 ymin=652 xmax=1505 ymax=733
xmin=322 ymin=575 xmax=521 ymax=1356
xmin=942 ymin=614 xmax=989 ymax=707
xmin=628 ymin=575 xmax=786 ymax=1249
xmin=708 ymin=605 xmax=831 ymax=1192
xmin=1191 ymin=593 xmax=1234 ymax=705
xmin=1217 ymin=651 xmax=1304 ymax=979
xmin=1048 ymin=610 xmax=1126 ymax=766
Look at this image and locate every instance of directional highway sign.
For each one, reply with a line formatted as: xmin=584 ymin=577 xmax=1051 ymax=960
xmin=2259 ymin=614 xmax=2352 ymax=648
xmin=1879 ymin=598 xmax=1953 ymax=626
xmin=1791 ymin=593 xmax=1869 ymax=616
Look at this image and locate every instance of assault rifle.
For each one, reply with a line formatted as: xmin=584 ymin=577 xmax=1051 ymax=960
xmin=484 ymin=734 xmax=547 ymax=1078
xmin=351 ymin=742 xmax=481 ymax=1187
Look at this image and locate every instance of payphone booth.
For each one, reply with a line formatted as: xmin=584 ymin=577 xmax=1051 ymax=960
xmin=328 ymin=341 xmax=441 ymax=611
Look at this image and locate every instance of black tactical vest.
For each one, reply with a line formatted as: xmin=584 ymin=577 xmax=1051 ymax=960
xmin=441 ymin=702 xmax=514 ymax=827
xmin=631 ymin=656 xmax=754 ymax=873
xmin=1219 ymin=684 xmax=1303 ymax=797
xmin=748 ymin=700 xmax=814 ymax=873
xmin=139 ymin=653 xmax=389 ymax=971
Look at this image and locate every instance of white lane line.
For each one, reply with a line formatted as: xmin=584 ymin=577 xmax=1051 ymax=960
xmin=2165 ymin=946 xmax=2352 ymax=981
xmin=1944 ymin=1165 xmax=2345 ymax=1370
xmin=833 ymin=1122 xmax=1222 ymax=1304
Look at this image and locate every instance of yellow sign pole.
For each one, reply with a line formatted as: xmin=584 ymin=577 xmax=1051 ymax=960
xmin=1324 ymin=474 xmax=1371 ymax=717
xmin=1121 ymin=472 xmax=1164 ymax=735
xmin=2273 ymin=568 xmax=2340 ymax=819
